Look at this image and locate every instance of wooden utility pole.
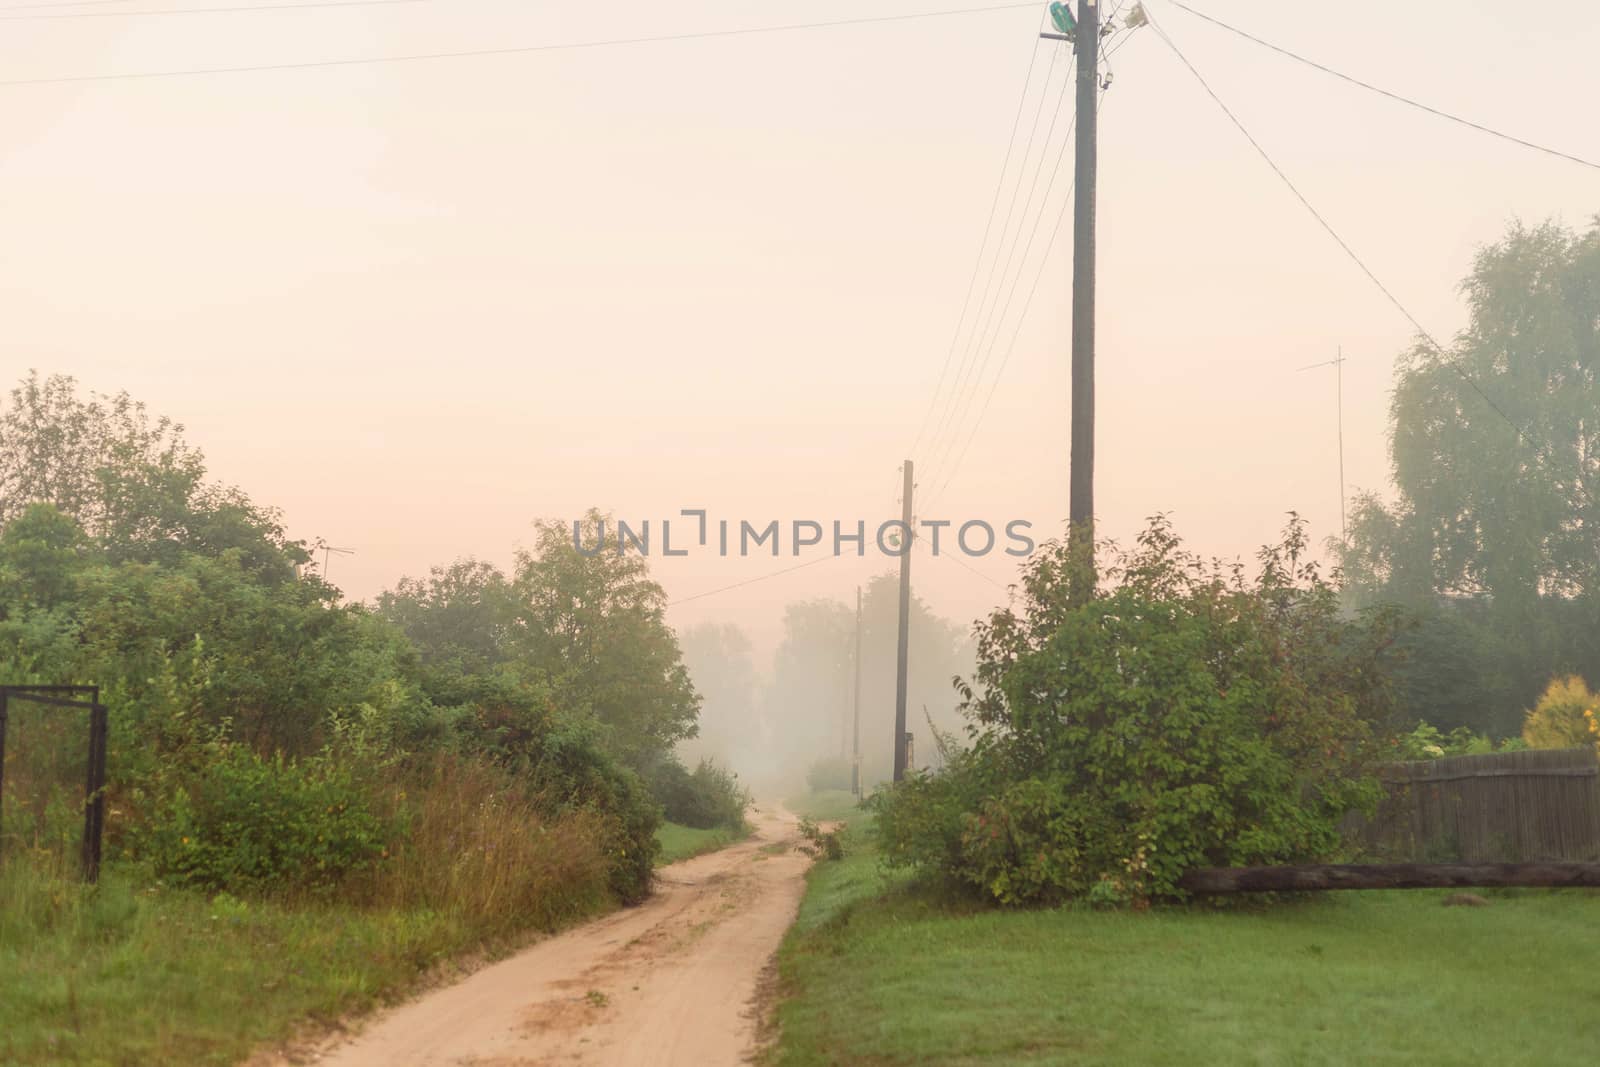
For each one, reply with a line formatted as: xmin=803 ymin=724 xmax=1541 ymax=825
xmin=1069 ymin=0 xmax=1100 ymax=592
xmin=893 ymin=461 xmax=913 ymax=782
xmin=852 ymin=585 xmax=863 ymax=797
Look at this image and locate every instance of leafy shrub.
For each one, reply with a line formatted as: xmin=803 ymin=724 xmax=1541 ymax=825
xmin=1522 ymin=675 xmax=1599 ymax=753
xmin=129 ymin=741 xmax=383 ymax=894
xmin=644 ymin=756 xmax=750 ymax=830
xmin=365 ymin=755 xmax=613 ymax=936
xmin=516 ymin=716 xmax=661 ymax=904
xmin=796 ymin=816 xmax=844 ymax=861
xmin=805 ymin=756 xmax=854 ymax=794
xmin=1392 ymin=721 xmax=1525 ymax=760
xmin=874 ymin=516 xmax=1394 ymax=907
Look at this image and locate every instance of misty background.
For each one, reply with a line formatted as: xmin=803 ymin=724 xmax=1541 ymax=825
xmin=4 ymin=0 xmax=1598 ymax=785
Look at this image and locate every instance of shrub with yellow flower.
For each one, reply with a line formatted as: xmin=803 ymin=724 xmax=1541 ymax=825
xmin=1522 ymin=675 xmax=1600 ymax=755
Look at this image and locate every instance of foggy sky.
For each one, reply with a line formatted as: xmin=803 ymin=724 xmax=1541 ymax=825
xmin=3 ymin=0 xmax=1596 ymax=656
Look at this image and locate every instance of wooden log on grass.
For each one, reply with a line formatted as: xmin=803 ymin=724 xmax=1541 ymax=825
xmin=1179 ymin=862 xmax=1600 ymax=893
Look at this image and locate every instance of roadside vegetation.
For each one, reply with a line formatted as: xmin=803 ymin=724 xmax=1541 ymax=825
xmin=0 ymin=373 xmax=748 ymax=1064
xmin=773 ymin=817 xmax=1600 ymax=1065
xmin=655 ymin=821 xmax=750 ymax=866
xmin=772 ymin=220 xmax=1600 ymax=1061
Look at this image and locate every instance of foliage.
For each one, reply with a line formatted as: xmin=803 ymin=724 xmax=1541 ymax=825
xmin=1392 ymin=720 xmax=1525 ymax=760
xmin=654 ymin=821 xmax=749 ymax=865
xmin=365 ymin=755 xmax=614 ymax=935
xmin=805 ymin=755 xmax=854 ymax=794
xmin=642 ymin=755 xmax=750 ymax=831
xmin=796 ymin=817 xmax=845 ymax=861
xmin=511 ymin=512 xmax=700 ymax=767
xmin=1521 ymin=675 xmax=1600 ymax=753
xmin=0 ymin=377 xmax=705 ymax=915
xmin=126 ymin=740 xmax=384 ymax=894
xmin=1336 ymin=219 xmax=1600 ymax=735
xmin=875 ymin=516 xmax=1395 ymax=906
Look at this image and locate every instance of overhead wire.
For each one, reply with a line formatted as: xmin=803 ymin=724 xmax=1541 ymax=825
xmin=0 ymin=1 xmax=1041 ymax=87
xmin=1162 ymin=0 xmax=1600 ymax=172
xmin=925 ymin=62 xmax=1076 ymax=490
xmin=924 ymin=90 xmax=1114 ymax=513
xmin=916 ymin=534 xmax=1011 ymax=592
xmin=918 ymin=44 xmax=1074 ymax=482
xmin=1142 ymin=2 xmax=1543 ymax=455
xmin=667 ymin=552 xmax=841 ymax=608
xmin=2 ymin=0 xmax=420 ymax=19
xmin=919 ymin=43 xmax=1075 ymax=487
xmin=907 ymin=9 xmax=1049 ymax=463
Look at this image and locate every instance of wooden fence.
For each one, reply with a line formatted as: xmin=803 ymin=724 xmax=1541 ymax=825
xmin=1346 ymin=747 xmax=1600 ymax=863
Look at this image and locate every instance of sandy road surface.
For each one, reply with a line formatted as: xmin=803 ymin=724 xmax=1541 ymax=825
xmin=293 ymin=806 xmax=811 ymax=1067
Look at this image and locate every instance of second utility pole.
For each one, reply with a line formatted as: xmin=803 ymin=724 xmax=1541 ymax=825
xmin=1069 ymin=0 xmax=1100 ymax=595
xmin=892 ymin=461 xmax=913 ymax=782
xmin=852 ymin=585 xmax=862 ymax=797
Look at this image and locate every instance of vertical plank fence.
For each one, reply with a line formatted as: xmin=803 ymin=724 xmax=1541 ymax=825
xmin=1348 ymin=747 xmax=1600 ymax=863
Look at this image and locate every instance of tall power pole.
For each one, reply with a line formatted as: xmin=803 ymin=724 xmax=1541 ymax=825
xmin=852 ymin=585 xmax=863 ymax=797
xmin=893 ymin=461 xmax=914 ymax=782
xmin=1069 ymin=0 xmax=1101 ymax=590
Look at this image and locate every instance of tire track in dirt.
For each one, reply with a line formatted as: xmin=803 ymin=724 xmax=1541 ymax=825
xmin=280 ymin=806 xmax=812 ymax=1067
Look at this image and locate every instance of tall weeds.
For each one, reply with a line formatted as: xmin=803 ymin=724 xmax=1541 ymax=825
xmin=362 ymin=755 xmax=615 ymax=939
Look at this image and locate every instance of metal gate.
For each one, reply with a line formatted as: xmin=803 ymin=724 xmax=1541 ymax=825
xmin=0 ymin=685 xmax=109 ymax=882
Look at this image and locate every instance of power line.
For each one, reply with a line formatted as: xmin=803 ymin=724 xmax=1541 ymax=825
xmin=925 ymin=84 xmax=1114 ymax=510
xmin=927 ymin=171 xmax=1076 ymax=512
xmin=917 ymin=535 xmax=1010 ymax=591
xmin=920 ymin=46 xmax=1073 ymax=475
xmin=667 ymin=553 xmax=840 ymax=607
xmin=0 ymin=2 xmax=1040 ymax=88
xmin=0 ymin=1 xmax=142 ymax=10
xmin=1143 ymin=4 xmax=1540 ymax=453
xmin=2 ymin=0 xmax=419 ymax=20
xmin=929 ymin=70 xmax=1076 ymax=486
xmin=921 ymin=48 xmax=1075 ymax=483
xmin=907 ymin=12 xmax=1048 ymax=462
xmin=926 ymin=109 xmax=1078 ymax=498
xmin=1162 ymin=0 xmax=1600 ymax=173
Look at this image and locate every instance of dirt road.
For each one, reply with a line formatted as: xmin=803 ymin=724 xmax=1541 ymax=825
xmin=299 ymin=806 xmax=811 ymax=1067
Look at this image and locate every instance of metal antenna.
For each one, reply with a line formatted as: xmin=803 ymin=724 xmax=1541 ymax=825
xmin=1298 ymin=349 xmax=1348 ymax=543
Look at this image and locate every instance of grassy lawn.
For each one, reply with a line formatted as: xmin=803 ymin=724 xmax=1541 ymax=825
xmin=773 ymin=819 xmax=1600 ymax=1066
xmin=783 ymin=790 xmax=864 ymax=823
xmin=654 ymin=820 xmax=751 ymax=866
xmin=0 ymin=859 xmax=609 ymax=1066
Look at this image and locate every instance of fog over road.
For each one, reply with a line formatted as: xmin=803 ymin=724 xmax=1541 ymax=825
xmin=290 ymin=807 xmax=811 ymax=1067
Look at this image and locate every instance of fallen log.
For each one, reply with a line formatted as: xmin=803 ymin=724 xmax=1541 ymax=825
xmin=1179 ymin=862 xmax=1600 ymax=894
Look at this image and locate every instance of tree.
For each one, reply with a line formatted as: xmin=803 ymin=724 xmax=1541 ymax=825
xmin=510 ymin=512 xmax=699 ymax=767
xmin=0 ymin=372 xmax=308 ymax=583
xmin=875 ymin=517 xmax=1398 ymax=906
xmin=1339 ymin=219 xmax=1600 ymax=731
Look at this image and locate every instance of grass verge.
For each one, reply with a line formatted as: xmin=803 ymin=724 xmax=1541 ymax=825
xmin=654 ymin=821 xmax=751 ymax=866
xmin=783 ymin=791 xmax=862 ymax=823
xmin=772 ymin=819 xmax=1600 ymax=1065
xmin=0 ymin=856 xmax=612 ymax=1066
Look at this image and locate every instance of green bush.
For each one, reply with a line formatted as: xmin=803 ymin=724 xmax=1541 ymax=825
xmin=875 ymin=516 xmax=1394 ymax=907
xmin=644 ymin=756 xmax=750 ymax=831
xmin=128 ymin=742 xmax=383 ymax=894
xmin=515 ymin=717 xmax=661 ymax=904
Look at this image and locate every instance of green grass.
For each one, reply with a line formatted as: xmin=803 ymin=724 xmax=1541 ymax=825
xmin=654 ymin=821 xmax=751 ymax=866
xmin=773 ymin=820 xmax=1600 ymax=1066
xmin=783 ymin=790 xmax=863 ymax=823
xmin=0 ymin=858 xmax=607 ymax=1066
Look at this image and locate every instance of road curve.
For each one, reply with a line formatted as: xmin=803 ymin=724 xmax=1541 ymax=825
xmin=288 ymin=805 xmax=811 ymax=1067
